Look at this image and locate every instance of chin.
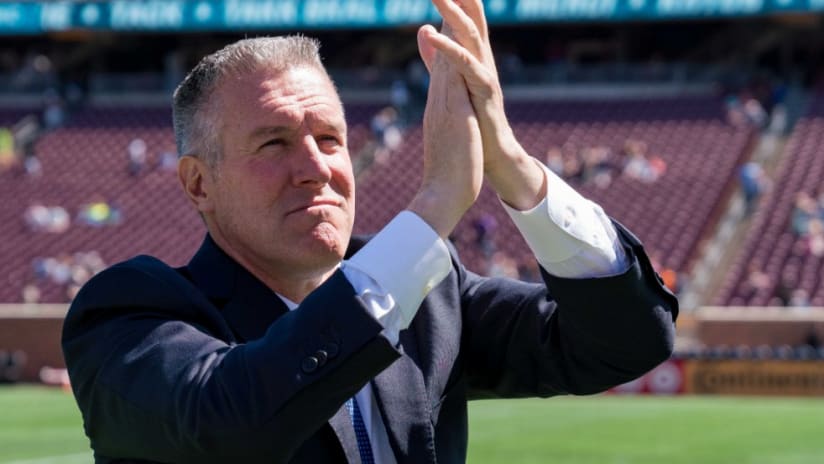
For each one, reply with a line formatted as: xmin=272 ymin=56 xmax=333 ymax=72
xmin=303 ymin=222 xmax=348 ymax=260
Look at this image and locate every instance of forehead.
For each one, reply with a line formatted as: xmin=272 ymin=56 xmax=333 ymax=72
xmin=217 ymin=66 xmax=344 ymax=122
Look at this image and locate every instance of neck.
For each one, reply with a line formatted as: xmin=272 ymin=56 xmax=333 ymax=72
xmin=209 ymin=234 xmax=340 ymax=304
xmin=256 ymin=265 xmax=339 ymax=303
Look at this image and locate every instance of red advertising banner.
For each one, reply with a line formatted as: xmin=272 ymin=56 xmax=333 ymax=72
xmin=609 ymin=359 xmax=686 ymax=395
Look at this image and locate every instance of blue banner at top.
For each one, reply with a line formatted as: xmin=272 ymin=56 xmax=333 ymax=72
xmin=0 ymin=0 xmax=822 ymax=34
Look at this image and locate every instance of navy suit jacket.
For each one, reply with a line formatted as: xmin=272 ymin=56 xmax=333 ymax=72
xmin=62 ymin=222 xmax=677 ymax=463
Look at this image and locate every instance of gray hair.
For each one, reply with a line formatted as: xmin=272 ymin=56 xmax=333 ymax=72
xmin=172 ymin=35 xmax=328 ymax=167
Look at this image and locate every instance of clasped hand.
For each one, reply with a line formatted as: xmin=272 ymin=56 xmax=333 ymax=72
xmin=409 ymin=0 xmax=547 ymax=239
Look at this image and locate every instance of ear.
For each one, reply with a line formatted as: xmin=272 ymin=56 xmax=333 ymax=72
xmin=178 ymin=155 xmax=216 ymax=214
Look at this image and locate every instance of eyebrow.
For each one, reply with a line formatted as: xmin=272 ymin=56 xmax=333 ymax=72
xmin=248 ymin=126 xmax=292 ymax=142
xmin=247 ymin=121 xmax=347 ymax=142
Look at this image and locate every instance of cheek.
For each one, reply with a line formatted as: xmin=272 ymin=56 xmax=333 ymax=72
xmin=330 ymin=154 xmax=355 ymax=200
xmin=236 ymin=161 xmax=288 ymax=198
xmin=214 ymin=164 xmax=286 ymax=221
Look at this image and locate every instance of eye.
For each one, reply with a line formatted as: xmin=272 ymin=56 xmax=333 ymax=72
xmin=259 ymin=138 xmax=286 ymax=151
xmin=317 ymin=135 xmax=342 ymax=151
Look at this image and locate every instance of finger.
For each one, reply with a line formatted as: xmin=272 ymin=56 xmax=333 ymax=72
xmin=454 ymin=0 xmax=488 ymax=41
xmin=417 ymin=25 xmax=438 ymax=73
xmin=425 ymin=29 xmax=494 ymax=99
xmin=431 ymin=0 xmax=484 ymax=60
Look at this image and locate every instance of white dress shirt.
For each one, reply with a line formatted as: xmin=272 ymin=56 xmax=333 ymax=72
xmin=281 ymin=163 xmax=629 ymax=464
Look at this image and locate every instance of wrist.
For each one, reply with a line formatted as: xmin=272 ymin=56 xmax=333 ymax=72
xmin=487 ymin=153 xmax=547 ymax=212
xmin=481 ymin=115 xmax=519 ymax=164
xmin=407 ymin=188 xmax=466 ymax=239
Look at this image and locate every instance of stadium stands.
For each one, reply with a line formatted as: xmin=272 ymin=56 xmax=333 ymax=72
xmin=714 ymin=93 xmax=824 ymax=307
xmin=356 ymin=96 xmax=755 ymax=279
xmin=1 ymin=95 xmax=753 ymax=303
xmin=0 ymin=103 xmax=378 ymax=303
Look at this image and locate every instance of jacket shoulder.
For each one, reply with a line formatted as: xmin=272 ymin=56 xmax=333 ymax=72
xmin=66 ymin=255 xmax=212 ymax=329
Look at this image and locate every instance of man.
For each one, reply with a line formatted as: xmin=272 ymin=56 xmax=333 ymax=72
xmin=63 ymin=1 xmax=677 ymax=463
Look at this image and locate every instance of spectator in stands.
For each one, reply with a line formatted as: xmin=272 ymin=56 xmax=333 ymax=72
xmin=800 ymin=219 xmax=824 ymax=257
xmin=42 ymin=89 xmax=66 ymax=130
xmin=739 ymin=162 xmax=770 ymax=216
xmin=767 ymin=81 xmax=789 ymax=135
xmin=20 ymin=143 xmax=42 ymax=176
xmin=561 ymin=146 xmax=583 ymax=181
xmin=789 ymin=288 xmax=811 ymax=308
xmin=70 ymin=261 xmax=91 ymax=289
xmin=0 ymin=127 xmax=15 ymax=172
xmin=580 ymin=145 xmax=615 ymax=189
xmin=389 ymin=78 xmax=410 ymax=125
xmin=791 ymin=192 xmax=820 ymax=236
xmin=46 ymin=206 xmax=70 ymax=233
xmin=369 ymin=106 xmax=403 ymax=165
xmin=816 ymin=190 xmax=824 ymax=219
xmin=23 ymin=203 xmax=50 ymax=231
xmin=471 ymin=212 xmax=498 ymax=258
xmin=724 ymin=95 xmax=749 ymax=128
xmin=23 ymin=203 xmax=69 ymax=233
xmin=21 ymin=283 xmax=40 ymax=304
xmin=776 ymin=272 xmax=798 ymax=306
xmin=127 ymin=137 xmax=148 ymax=176
xmin=649 ymin=252 xmax=680 ymax=294
xmin=157 ymin=144 xmax=179 ymax=173
xmin=622 ymin=139 xmax=665 ymax=183
xmin=742 ymin=94 xmax=768 ymax=129
xmin=487 ymin=250 xmax=519 ymax=279
xmin=63 ymin=6 xmax=676 ymax=463
xmin=544 ymin=146 xmax=564 ymax=175
xmin=30 ymin=251 xmax=107 ymax=303
xmin=78 ymin=197 xmax=122 ymax=227
xmin=13 ymin=114 xmax=42 ymax=176
xmin=51 ymin=254 xmax=73 ymax=286
xmin=76 ymin=250 xmax=106 ymax=275
xmin=725 ymin=90 xmax=769 ymax=130
xmin=742 ymin=263 xmax=771 ymax=298
xmin=517 ymin=258 xmax=542 ymax=283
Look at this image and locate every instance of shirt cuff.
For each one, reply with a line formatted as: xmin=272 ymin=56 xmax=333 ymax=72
xmin=343 ymin=211 xmax=452 ymax=333
xmin=501 ymin=161 xmax=629 ymax=278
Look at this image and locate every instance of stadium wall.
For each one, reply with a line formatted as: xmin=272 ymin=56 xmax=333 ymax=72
xmin=2 ymin=305 xmax=824 ymax=390
xmin=0 ymin=305 xmax=66 ymax=383
xmin=695 ymin=307 xmax=824 ymax=347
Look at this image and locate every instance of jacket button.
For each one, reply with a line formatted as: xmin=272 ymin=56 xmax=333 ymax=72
xmin=322 ymin=342 xmax=340 ymax=358
xmin=301 ymin=356 xmax=319 ymax=373
xmin=315 ymin=350 xmax=328 ymax=366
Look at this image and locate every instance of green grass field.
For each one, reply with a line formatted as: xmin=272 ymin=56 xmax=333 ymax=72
xmin=2 ymin=385 xmax=823 ymax=463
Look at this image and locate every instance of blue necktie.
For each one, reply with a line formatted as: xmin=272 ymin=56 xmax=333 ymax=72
xmin=346 ymin=397 xmax=375 ymax=464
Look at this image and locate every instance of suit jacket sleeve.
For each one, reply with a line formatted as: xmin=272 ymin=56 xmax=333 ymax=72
xmin=457 ymin=220 xmax=678 ymax=398
xmin=62 ymin=260 xmax=400 ymax=463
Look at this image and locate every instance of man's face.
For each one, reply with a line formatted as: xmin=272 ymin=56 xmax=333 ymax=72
xmin=203 ymin=66 xmax=355 ymax=281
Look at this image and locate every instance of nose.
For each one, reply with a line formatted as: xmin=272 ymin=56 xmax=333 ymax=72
xmin=292 ymin=136 xmax=333 ymax=188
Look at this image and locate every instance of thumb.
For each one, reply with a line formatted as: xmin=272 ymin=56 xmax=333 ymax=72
xmin=417 ymin=25 xmax=438 ymax=74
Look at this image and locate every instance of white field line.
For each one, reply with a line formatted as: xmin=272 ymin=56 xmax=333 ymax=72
xmin=3 ymin=452 xmax=90 ymax=464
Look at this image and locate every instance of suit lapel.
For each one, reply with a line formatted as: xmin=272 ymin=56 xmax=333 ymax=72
xmin=186 ymin=234 xmax=289 ymax=341
xmin=219 ymin=268 xmax=289 ymax=341
xmin=187 ymin=234 xmax=362 ymax=462
xmin=371 ymin=327 xmax=437 ymax=464
xmin=329 ymin=403 xmax=362 ymax=464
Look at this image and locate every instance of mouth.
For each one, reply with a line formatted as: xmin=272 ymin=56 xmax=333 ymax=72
xmin=286 ymin=198 xmax=342 ymax=216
